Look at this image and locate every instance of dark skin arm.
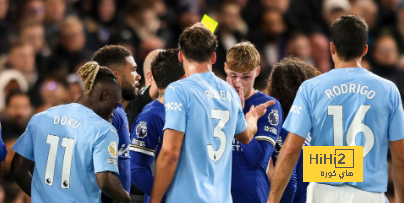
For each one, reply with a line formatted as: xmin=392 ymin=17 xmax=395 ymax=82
xmin=96 ymin=171 xmax=130 ymax=203
xmin=150 ymin=129 xmax=184 ymax=203
xmin=11 ymin=153 xmax=34 ymax=196
xmin=268 ymin=132 xmax=305 ymax=203
xmin=389 ymin=139 xmax=404 ymax=203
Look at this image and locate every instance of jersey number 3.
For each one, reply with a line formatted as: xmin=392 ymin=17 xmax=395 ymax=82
xmin=45 ymin=134 xmax=75 ymax=189
xmin=208 ymin=109 xmax=230 ymax=161
xmin=328 ymin=105 xmax=374 ymax=157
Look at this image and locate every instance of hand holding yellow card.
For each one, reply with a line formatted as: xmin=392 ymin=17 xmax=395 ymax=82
xmin=201 ymin=14 xmax=218 ymax=34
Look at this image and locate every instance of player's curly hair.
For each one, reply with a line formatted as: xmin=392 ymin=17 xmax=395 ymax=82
xmin=77 ymin=61 xmax=118 ymax=95
xmin=226 ymin=41 xmax=260 ymax=72
xmin=92 ymin=45 xmax=132 ymax=70
xmin=266 ymin=57 xmax=321 ymax=119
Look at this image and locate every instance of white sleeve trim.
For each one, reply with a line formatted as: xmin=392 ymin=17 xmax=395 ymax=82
xmin=129 ymin=146 xmax=155 ymax=157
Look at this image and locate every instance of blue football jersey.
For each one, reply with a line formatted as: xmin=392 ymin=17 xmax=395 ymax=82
xmin=231 ymin=91 xmax=283 ymax=203
xmin=12 ymin=103 xmax=119 ymax=203
xmin=284 ymin=68 xmax=404 ymax=193
xmin=163 ymin=71 xmax=247 ymax=203
xmin=130 ymin=100 xmax=165 ymax=203
xmin=0 ymin=115 xmax=7 ymax=162
xmin=293 ymin=148 xmax=309 ymax=203
xmin=272 ymin=128 xmax=298 ymax=203
xmin=272 ymin=128 xmax=311 ymax=203
xmin=102 ymin=105 xmax=131 ymax=202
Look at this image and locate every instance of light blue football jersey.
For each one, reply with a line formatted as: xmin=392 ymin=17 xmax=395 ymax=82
xmin=12 ymin=103 xmax=119 ymax=203
xmin=283 ymin=68 xmax=404 ymax=193
xmin=163 ymin=71 xmax=247 ymax=203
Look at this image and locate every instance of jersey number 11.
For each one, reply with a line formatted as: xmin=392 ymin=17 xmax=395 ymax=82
xmin=44 ymin=134 xmax=75 ymax=189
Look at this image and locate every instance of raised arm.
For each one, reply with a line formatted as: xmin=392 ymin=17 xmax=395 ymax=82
xmin=235 ymin=100 xmax=275 ymax=144
xmin=242 ymin=101 xmax=283 ymax=169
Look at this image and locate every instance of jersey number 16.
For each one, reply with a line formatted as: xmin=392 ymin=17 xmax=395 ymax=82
xmin=328 ymin=105 xmax=374 ymax=157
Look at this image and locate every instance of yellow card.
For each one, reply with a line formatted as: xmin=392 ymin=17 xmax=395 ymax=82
xmin=201 ymin=14 xmax=218 ymax=34
xmin=303 ymin=146 xmax=363 ymax=182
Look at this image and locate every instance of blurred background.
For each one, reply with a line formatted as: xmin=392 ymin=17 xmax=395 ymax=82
xmin=0 ymin=0 xmax=402 ymax=202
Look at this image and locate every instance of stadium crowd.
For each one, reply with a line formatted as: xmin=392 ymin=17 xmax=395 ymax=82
xmin=0 ymin=0 xmax=403 ymax=202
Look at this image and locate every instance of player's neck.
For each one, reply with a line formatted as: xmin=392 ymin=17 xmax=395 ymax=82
xmin=75 ymin=95 xmax=96 ymax=113
xmin=121 ymin=100 xmax=129 ymax=110
xmin=157 ymin=89 xmax=165 ymax=104
xmin=334 ymin=58 xmax=363 ymax=69
xmin=183 ymin=60 xmax=212 ymax=77
xmin=244 ymin=88 xmax=256 ymax=100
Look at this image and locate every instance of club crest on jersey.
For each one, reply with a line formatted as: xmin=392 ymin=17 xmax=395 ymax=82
xmin=136 ymin=121 xmax=148 ymax=138
xmin=268 ymin=109 xmax=279 ymax=126
xmin=108 ymin=141 xmax=118 ymax=158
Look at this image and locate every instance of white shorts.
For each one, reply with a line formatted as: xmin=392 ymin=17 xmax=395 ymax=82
xmin=306 ymin=182 xmax=387 ymax=203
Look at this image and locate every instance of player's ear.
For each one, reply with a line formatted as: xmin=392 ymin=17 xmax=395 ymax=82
xmin=178 ymin=51 xmax=184 ymax=63
xmin=101 ymin=90 xmax=110 ymax=102
xmin=330 ymin=42 xmax=336 ymax=55
xmin=113 ymin=70 xmax=122 ymax=85
xmin=211 ymin=52 xmax=216 ymax=64
xmin=362 ymin=45 xmax=368 ymax=57
xmin=147 ymin=71 xmax=153 ymax=84
xmin=255 ymin=66 xmax=260 ymax=77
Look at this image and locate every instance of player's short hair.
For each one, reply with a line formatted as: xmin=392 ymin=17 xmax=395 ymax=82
xmin=226 ymin=41 xmax=260 ymax=72
xmin=92 ymin=45 xmax=132 ymax=70
xmin=151 ymin=49 xmax=184 ymax=89
xmin=179 ymin=26 xmax=218 ymax=63
xmin=330 ymin=15 xmax=368 ymax=61
xmin=267 ymin=57 xmax=320 ymax=118
xmin=77 ymin=61 xmax=119 ymax=95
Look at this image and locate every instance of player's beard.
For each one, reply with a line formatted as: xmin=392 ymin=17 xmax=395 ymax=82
xmin=121 ymin=79 xmax=136 ymax=100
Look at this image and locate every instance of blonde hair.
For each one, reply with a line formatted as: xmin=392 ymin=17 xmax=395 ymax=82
xmin=77 ymin=61 xmax=116 ymax=95
xmin=226 ymin=41 xmax=260 ymax=72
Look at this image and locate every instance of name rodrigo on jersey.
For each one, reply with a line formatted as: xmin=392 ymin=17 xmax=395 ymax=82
xmin=324 ymin=83 xmax=376 ymax=100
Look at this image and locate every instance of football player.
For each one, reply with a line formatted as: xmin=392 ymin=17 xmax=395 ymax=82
xmin=130 ymin=49 xmax=185 ymax=203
